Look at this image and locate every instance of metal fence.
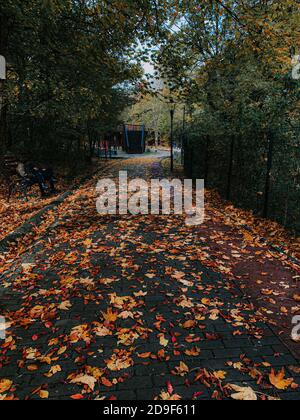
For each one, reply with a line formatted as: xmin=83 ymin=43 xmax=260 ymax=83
xmin=184 ymin=127 xmax=300 ymax=234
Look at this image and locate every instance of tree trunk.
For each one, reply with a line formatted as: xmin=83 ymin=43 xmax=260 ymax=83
xmin=0 ymin=16 xmax=7 ymax=153
xmin=204 ymin=135 xmax=210 ymax=182
xmin=0 ymin=14 xmax=9 ymax=153
xmin=226 ymin=136 xmax=235 ymax=200
xmin=0 ymin=95 xmax=7 ymax=152
xmin=154 ymin=130 xmax=159 ymax=150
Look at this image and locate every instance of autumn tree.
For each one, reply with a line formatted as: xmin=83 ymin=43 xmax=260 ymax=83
xmin=147 ymin=0 xmax=300 ymax=231
xmin=0 ymin=0 xmax=172 ymax=160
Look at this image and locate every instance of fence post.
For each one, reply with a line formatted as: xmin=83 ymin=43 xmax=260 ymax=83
xmin=190 ymin=146 xmax=194 ymax=179
xmin=204 ymin=135 xmax=210 ymax=182
xmin=0 ymin=55 xmax=6 ymax=152
xmin=263 ymin=132 xmax=274 ymax=218
xmin=184 ymin=140 xmax=190 ymax=176
xmin=226 ymin=136 xmax=235 ymax=200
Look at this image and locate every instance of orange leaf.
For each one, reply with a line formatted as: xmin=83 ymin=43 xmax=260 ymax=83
xmin=269 ymin=369 xmax=293 ymax=390
xmin=102 ymin=377 xmax=113 ymax=387
xmin=184 ymin=347 xmax=201 ymax=357
xmin=0 ymin=379 xmax=12 ymax=393
xmin=70 ymin=394 xmax=84 ymax=400
xmin=101 ymin=308 xmax=118 ymax=323
xmin=183 ymin=320 xmax=196 ymax=329
xmin=39 ymin=390 xmax=49 ymax=399
xmin=137 ymin=352 xmax=151 ymax=359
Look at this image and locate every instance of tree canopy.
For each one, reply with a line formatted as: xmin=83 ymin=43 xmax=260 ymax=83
xmin=1 ymin=1 xmax=300 ymax=230
xmin=0 ymin=0 xmax=171 ymax=159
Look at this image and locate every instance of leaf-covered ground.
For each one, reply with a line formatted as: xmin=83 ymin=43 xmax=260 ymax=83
xmin=0 ymin=188 xmax=61 ymax=243
xmin=0 ymin=161 xmax=106 ymax=242
xmin=0 ymin=157 xmax=299 ymax=400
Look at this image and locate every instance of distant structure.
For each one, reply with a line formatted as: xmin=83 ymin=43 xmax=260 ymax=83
xmin=123 ymin=124 xmax=146 ymax=154
xmin=98 ymin=124 xmax=147 ymax=158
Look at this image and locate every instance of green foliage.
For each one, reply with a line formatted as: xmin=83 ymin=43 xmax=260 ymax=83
xmin=149 ymin=0 xmax=300 ymax=232
xmin=0 ymin=0 xmax=170 ymax=161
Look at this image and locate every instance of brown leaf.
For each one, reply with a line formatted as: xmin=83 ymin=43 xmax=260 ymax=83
xmin=71 ymin=374 xmax=97 ymax=391
xmin=184 ymin=347 xmax=201 ymax=357
xmin=182 ymin=320 xmax=196 ymax=329
xmin=172 ymin=362 xmax=189 ymax=376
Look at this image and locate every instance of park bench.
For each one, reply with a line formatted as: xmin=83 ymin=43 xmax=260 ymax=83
xmin=1 ymin=154 xmax=57 ymax=202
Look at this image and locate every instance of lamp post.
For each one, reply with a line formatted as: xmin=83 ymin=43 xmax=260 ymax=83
xmin=169 ymin=99 xmax=175 ymax=172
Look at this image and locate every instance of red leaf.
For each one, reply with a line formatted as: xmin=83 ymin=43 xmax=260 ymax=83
xmin=167 ymin=380 xmax=174 ymax=395
xmin=193 ymin=391 xmax=203 ymax=399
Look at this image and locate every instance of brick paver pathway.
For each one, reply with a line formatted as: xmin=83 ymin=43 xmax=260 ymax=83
xmin=0 ymin=158 xmax=299 ymax=400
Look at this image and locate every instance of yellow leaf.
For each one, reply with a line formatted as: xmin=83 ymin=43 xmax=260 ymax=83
xmin=159 ymin=335 xmax=169 ymax=347
xmin=94 ymin=326 xmax=112 ymax=337
xmin=119 ymin=311 xmax=134 ymax=319
xmin=0 ymin=379 xmax=12 ymax=393
xmin=158 ymin=391 xmax=182 ymax=400
xmin=101 ymin=308 xmax=118 ymax=322
xmin=58 ymin=301 xmax=72 ymax=311
xmin=243 ymin=231 xmax=255 ymax=242
xmin=213 ymin=371 xmax=227 ymax=380
xmin=269 ymin=369 xmax=293 ymax=390
xmin=27 ymin=364 xmax=39 ymax=371
xmin=57 ymin=346 xmax=67 ymax=355
xmin=106 ymin=351 xmax=133 ymax=372
xmin=39 ymin=390 xmax=49 ymax=399
xmin=201 ymin=298 xmax=211 ymax=306
xmin=134 ymin=291 xmax=147 ymax=297
xmin=44 ymin=365 xmax=62 ymax=378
